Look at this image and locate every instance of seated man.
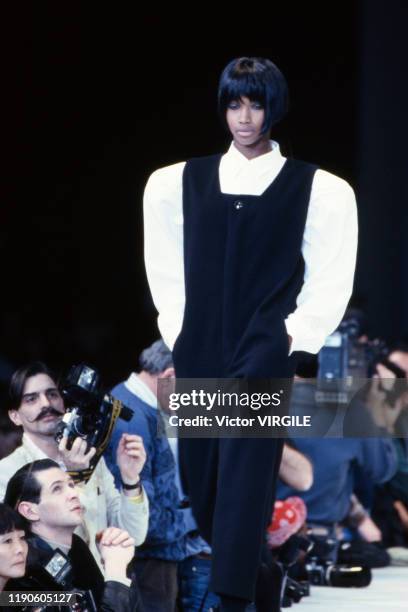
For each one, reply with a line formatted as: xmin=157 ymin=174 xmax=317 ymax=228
xmin=277 ymin=380 xmax=398 ymax=531
xmin=0 ymin=361 xmax=149 ymax=567
xmin=5 ymin=459 xmax=142 ymax=611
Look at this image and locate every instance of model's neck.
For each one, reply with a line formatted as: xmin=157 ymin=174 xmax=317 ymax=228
xmin=32 ymin=523 xmax=74 ymax=549
xmin=0 ymin=576 xmax=7 ymax=592
xmin=233 ymin=136 xmax=272 ymax=160
xmin=25 ymin=433 xmax=60 ymax=461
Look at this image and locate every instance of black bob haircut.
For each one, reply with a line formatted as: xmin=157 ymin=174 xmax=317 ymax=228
xmin=218 ymin=57 xmax=289 ymax=134
xmin=4 ymin=459 xmax=60 ymax=511
xmin=0 ymin=503 xmax=26 ymax=535
xmin=8 ymin=361 xmax=57 ymax=412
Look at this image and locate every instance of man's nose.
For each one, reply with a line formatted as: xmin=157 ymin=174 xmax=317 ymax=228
xmin=40 ymin=393 xmax=51 ymax=407
xmin=68 ymin=486 xmax=79 ymax=501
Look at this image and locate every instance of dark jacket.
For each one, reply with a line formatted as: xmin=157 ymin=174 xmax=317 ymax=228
xmin=6 ymin=533 xmax=142 ymax=612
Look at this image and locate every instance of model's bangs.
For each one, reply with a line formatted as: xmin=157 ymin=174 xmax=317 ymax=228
xmin=221 ymin=74 xmax=267 ymax=107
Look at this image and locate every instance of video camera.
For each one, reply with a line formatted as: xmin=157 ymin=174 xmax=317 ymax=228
xmin=317 ymin=311 xmax=406 ymax=404
xmin=54 ymin=364 xmax=133 ymax=482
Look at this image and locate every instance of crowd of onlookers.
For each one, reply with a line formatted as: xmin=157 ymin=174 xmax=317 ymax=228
xmin=0 ymin=335 xmax=407 ymax=611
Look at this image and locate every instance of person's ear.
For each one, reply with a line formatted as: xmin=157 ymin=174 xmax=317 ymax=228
xmin=160 ymin=367 xmax=175 ymax=380
xmin=18 ymin=501 xmax=40 ymax=523
xmin=8 ymin=409 xmax=22 ymax=427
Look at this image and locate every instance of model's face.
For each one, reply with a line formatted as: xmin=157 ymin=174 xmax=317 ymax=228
xmin=34 ymin=468 xmax=83 ymax=530
xmin=226 ymin=96 xmax=268 ymax=148
xmin=0 ymin=530 xmax=27 ymax=580
xmin=9 ymin=374 xmax=65 ymax=437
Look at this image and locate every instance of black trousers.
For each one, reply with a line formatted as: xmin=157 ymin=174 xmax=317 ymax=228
xmin=179 ymin=435 xmax=285 ymax=602
xmin=131 ymin=558 xmax=178 ymax=612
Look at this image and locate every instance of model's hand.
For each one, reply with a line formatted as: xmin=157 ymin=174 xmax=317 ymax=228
xmin=58 ymin=435 xmax=96 ymax=470
xmin=117 ymin=434 xmax=146 ymax=485
xmin=98 ymin=527 xmax=135 ymax=578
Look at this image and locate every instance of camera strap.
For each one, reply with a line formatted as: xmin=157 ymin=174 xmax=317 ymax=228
xmin=67 ymin=398 xmax=124 ymax=484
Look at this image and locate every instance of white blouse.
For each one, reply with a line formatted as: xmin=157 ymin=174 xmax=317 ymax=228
xmin=143 ymin=141 xmax=358 ymax=355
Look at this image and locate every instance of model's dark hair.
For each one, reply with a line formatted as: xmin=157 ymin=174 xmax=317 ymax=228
xmin=8 ymin=361 xmax=56 ymax=412
xmin=4 ymin=459 xmax=60 ymax=511
xmin=218 ymin=57 xmax=289 ymax=134
xmin=0 ymin=503 xmax=26 ymax=535
xmin=139 ymin=339 xmax=173 ymax=375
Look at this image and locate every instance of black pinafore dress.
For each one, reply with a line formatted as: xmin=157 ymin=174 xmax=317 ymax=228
xmin=174 ymin=153 xmax=317 ymax=600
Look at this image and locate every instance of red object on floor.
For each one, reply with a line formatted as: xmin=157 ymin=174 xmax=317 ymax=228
xmin=266 ymin=496 xmax=307 ymax=548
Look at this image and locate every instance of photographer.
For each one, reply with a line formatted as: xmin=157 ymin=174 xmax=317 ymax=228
xmin=0 ymin=362 xmax=149 ymax=566
xmin=4 ymin=459 xmax=142 ymax=611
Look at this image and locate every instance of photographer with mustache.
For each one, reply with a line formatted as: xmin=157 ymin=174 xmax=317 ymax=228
xmin=0 ymin=361 xmax=149 ymax=568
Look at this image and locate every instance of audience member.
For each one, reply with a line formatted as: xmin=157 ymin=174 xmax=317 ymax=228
xmin=5 ymin=459 xmax=142 ymax=611
xmin=0 ymin=503 xmax=27 ymax=593
xmin=277 ymin=380 xmax=398 ymax=534
xmin=0 ymin=361 xmax=148 ymax=567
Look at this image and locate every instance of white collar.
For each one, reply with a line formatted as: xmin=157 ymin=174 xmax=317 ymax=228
xmin=124 ymin=373 xmax=158 ymax=409
xmin=22 ymin=433 xmax=66 ymax=469
xmin=224 ymin=139 xmax=283 ymax=170
xmin=23 ymin=433 xmax=53 ymax=460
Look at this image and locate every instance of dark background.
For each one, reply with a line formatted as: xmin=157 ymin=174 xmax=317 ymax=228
xmin=2 ymin=2 xmax=408 ymax=387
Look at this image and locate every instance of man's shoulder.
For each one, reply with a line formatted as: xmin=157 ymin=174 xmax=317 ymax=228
xmin=0 ymin=444 xmax=31 ymax=481
xmin=71 ymin=532 xmax=94 ymax=556
xmin=111 ymin=382 xmax=156 ymax=418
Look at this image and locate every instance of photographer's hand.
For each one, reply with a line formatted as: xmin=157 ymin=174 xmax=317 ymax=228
xmin=117 ymin=434 xmax=146 ymax=494
xmin=58 ymin=435 xmax=97 ymax=471
xmin=98 ymin=527 xmax=135 ymax=582
xmin=366 ymin=365 xmax=404 ymax=433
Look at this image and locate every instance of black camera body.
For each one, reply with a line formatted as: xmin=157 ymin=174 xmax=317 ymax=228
xmin=54 ymin=364 xmax=133 ymax=481
xmin=305 ymin=558 xmax=372 ymax=588
xmin=20 ymin=549 xmax=96 ymax=611
xmin=305 ymin=536 xmax=372 ymax=588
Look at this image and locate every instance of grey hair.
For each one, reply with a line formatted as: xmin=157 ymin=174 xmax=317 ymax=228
xmin=139 ymin=339 xmax=173 ymax=374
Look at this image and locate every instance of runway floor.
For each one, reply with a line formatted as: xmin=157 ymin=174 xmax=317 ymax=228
xmin=296 ymin=567 xmax=407 ymax=611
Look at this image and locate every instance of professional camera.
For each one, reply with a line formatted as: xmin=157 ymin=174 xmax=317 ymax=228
xmin=54 ymin=364 xmax=133 ymax=481
xmin=317 ymin=310 xmax=406 ymax=404
xmin=304 ymin=536 xmax=372 ymax=588
xmin=20 ymin=549 xmax=96 ymax=611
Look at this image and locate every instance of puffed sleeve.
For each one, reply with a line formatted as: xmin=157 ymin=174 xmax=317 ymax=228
xmin=143 ymin=162 xmax=186 ymax=350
